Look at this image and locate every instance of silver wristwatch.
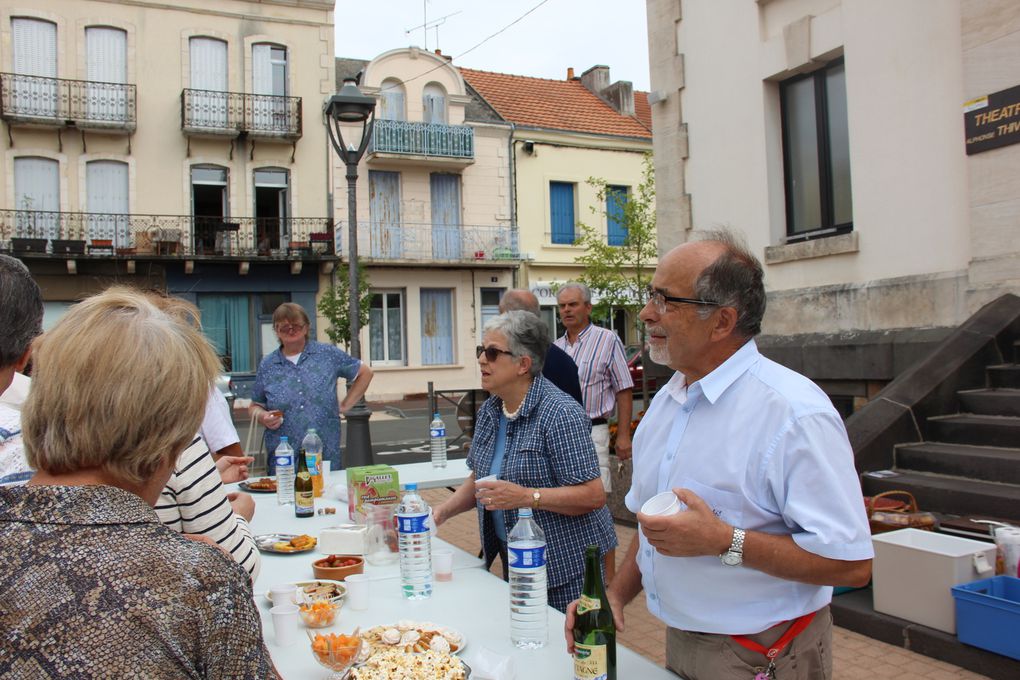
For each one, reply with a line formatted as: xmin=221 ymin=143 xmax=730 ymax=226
xmin=720 ymin=527 xmax=745 ymax=566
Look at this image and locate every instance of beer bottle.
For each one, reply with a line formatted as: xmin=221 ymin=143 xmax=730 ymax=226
xmin=294 ymin=447 xmax=314 ymax=518
xmin=573 ymin=545 xmax=616 ymax=680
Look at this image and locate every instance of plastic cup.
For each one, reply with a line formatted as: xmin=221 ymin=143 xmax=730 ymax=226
xmin=321 ymin=461 xmax=331 ymax=488
xmin=270 ymin=604 xmax=299 ymax=646
xmin=270 ymin=583 xmax=298 ymax=605
xmin=641 ymin=491 xmax=685 ymax=516
xmin=433 ymin=548 xmax=454 ymax=581
xmin=345 ymin=573 xmax=369 ymax=610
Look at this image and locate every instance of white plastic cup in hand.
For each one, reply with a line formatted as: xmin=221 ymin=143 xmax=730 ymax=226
xmin=345 ymin=573 xmax=369 ymax=610
xmin=270 ymin=583 xmax=297 ymax=605
xmin=270 ymin=604 xmax=299 ymax=646
xmin=433 ymin=548 xmax=454 ymax=581
xmin=641 ymin=491 xmax=686 ymax=516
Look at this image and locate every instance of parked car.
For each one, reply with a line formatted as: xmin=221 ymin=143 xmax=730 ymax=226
xmin=626 ymin=344 xmax=663 ymax=396
xmin=215 ymin=373 xmax=236 ymax=411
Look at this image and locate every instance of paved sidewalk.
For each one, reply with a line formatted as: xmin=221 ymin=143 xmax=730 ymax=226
xmin=421 ymin=488 xmax=991 ymax=680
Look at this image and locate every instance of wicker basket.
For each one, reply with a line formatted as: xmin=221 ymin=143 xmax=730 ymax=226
xmin=866 ymin=490 xmax=936 ymax=533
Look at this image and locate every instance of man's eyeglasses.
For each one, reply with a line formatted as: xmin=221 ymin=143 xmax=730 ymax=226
xmin=644 ymin=285 xmax=720 ymax=314
xmin=275 ymin=323 xmax=307 ymax=334
xmin=475 ymin=345 xmax=515 ymax=362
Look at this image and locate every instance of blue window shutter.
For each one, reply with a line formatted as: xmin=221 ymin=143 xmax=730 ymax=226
xmin=607 ymin=185 xmax=629 ymax=246
xmin=420 ymin=289 xmax=454 ymax=365
xmin=550 ymin=182 xmax=575 ymax=244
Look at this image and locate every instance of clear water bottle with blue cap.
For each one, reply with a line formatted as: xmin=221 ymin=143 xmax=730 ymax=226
xmin=274 ymin=436 xmax=294 ymax=506
xmin=396 ymin=483 xmax=433 ymax=599
xmin=429 ymin=412 xmax=448 ymax=469
xmin=508 ymin=507 xmax=547 ymax=648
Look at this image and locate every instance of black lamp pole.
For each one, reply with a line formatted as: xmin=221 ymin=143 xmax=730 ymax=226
xmin=324 ymin=78 xmax=376 ymax=468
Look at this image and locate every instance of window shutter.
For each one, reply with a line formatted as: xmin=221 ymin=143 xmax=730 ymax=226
xmin=13 ymin=18 xmax=56 ymax=77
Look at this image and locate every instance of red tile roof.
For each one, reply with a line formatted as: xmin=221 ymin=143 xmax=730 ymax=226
xmin=634 ymin=91 xmax=652 ymax=131
xmin=460 ymin=68 xmax=651 ymax=139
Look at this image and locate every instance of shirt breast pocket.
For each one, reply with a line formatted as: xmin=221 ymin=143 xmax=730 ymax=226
xmin=680 ymin=477 xmax=745 ymax=528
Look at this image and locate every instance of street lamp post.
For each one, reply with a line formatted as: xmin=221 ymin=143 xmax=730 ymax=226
xmin=325 ymin=77 xmax=376 ymax=468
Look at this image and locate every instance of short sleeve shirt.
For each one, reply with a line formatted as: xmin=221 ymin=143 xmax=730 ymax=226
xmin=554 ymin=324 xmax=633 ymax=418
xmin=252 ymin=340 xmax=360 ymax=465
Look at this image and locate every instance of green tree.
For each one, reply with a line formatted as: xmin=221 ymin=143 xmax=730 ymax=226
xmin=573 ymin=154 xmax=657 ymax=402
xmin=317 ymin=262 xmax=371 ymax=351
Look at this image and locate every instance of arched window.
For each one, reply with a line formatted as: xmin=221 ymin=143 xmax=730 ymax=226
xmin=378 ymin=78 xmax=405 ymax=121
xmin=423 ymin=83 xmax=446 ymax=124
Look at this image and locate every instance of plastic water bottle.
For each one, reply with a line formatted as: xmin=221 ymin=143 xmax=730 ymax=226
xmin=301 ymin=429 xmax=324 ymax=497
xmin=508 ymin=507 xmax=547 ymax=649
xmin=274 ymin=436 xmax=295 ymax=506
xmin=396 ymin=483 xmax=433 ymax=600
xmin=429 ymin=412 xmax=448 ymax=469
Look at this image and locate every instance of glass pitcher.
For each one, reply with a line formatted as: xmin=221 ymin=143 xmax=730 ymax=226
xmin=364 ymin=502 xmax=399 ymax=566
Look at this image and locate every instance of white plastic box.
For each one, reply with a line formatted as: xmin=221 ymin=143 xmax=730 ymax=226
xmin=872 ymin=528 xmax=996 ymax=633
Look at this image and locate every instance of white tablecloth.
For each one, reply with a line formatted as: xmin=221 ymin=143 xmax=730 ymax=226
xmin=240 ymin=473 xmax=678 ymax=679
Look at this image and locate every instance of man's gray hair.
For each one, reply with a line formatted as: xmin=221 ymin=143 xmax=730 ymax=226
xmin=556 ymin=282 xmax=591 ymax=304
xmin=0 ymin=254 xmax=43 ymax=367
xmin=690 ymin=229 xmax=766 ymax=338
xmin=483 ymin=310 xmax=550 ymax=377
xmin=499 ymin=289 xmax=540 ymax=316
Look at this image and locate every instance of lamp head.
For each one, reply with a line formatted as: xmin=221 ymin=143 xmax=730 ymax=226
xmin=326 ymin=78 xmax=376 ymax=123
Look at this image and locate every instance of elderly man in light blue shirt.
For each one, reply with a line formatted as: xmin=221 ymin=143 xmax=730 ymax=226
xmin=565 ymin=230 xmax=873 ymax=680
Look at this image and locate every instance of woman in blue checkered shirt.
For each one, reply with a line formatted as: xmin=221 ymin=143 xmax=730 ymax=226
xmin=434 ymin=310 xmax=618 ymax=611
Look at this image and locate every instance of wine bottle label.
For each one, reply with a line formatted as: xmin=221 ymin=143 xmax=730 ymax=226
xmin=508 ymin=545 xmax=546 ymax=568
xmin=577 ymin=595 xmax=601 ymax=615
xmin=574 ymin=642 xmax=608 ymax=680
xmin=396 ymin=512 xmax=429 ymax=534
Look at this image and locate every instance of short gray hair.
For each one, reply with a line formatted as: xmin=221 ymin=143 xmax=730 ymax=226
xmin=483 ymin=310 xmax=549 ymax=377
xmin=691 ymin=229 xmax=766 ymax=338
xmin=556 ymin=282 xmax=591 ymax=304
xmin=0 ymin=254 xmax=43 ymax=367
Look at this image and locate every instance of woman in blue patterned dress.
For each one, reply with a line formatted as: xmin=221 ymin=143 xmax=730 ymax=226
xmin=250 ymin=303 xmax=373 ymax=472
xmin=433 ymin=310 xmax=617 ymax=612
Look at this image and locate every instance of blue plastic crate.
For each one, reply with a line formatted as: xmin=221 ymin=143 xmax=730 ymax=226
xmin=951 ymin=575 xmax=1020 ymax=661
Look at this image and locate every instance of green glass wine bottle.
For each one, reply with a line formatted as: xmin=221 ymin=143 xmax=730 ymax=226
xmin=573 ymin=545 xmax=616 ymax=680
xmin=294 ymin=447 xmax=314 ymax=518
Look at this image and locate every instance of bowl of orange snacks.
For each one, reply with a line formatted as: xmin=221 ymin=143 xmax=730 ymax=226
xmin=299 ymin=599 xmax=339 ymax=628
xmin=310 ymin=631 xmax=361 ymax=678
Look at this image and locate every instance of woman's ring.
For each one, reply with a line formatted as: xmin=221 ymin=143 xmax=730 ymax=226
xmin=485 ymin=497 xmax=491 ymax=505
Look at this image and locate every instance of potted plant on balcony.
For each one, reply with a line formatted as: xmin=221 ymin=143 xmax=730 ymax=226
xmin=52 ymin=214 xmax=86 ymax=255
xmin=309 ymin=231 xmax=332 ymax=255
xmin=11 ymin=197 xmax=48 ymax=253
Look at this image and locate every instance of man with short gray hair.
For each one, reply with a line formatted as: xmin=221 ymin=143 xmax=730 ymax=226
xmin=499 ymin=289 xmax=582 ymax=404
xmin=0 ymin=255 xmax=43 ymax=485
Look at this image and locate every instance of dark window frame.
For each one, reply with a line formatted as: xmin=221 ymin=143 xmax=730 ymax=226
xmin=779 ymin=57 xmax=852 ymax=242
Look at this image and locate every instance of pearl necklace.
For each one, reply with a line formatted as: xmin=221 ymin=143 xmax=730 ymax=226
xmin=502 ymin=401 xmax=522 ymax=420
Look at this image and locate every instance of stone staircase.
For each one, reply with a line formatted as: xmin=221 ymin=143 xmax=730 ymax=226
xmin=861 ymin=338 xmax=1020 ymax=522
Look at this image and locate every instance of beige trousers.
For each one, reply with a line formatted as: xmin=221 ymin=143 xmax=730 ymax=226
xmin=590 ymin=423 xmax=611 ymax=492
xmin=665 ymin=606 xmax=832 ymax=680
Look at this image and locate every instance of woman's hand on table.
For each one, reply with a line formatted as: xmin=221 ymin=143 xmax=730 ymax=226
xmin=216 ymin=455 xmax=254 ymax=484
xmin=227 ymin=490 xmax=256 ymax=523
xmin=474 ymin=479 xmax=528 ymax=511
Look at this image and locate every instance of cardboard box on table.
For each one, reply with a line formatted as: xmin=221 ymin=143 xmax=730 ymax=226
xmin=345 ymin=465 xmax=400 ymax=523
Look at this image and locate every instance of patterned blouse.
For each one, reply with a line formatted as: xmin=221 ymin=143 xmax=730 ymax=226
xmin=467 ymin=376 xmax=618 ymax=592
xmin=252 ymin=340 xmax=361 ymax=469
xmin=0 ymin=485 xmax=276 ymax=679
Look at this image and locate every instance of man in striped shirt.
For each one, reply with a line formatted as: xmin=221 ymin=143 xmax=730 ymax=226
xmin=555 ymin=283 xmax=634 ymax=578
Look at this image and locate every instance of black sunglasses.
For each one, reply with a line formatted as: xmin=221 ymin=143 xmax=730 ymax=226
xmin=644 ymin=285 xmax=720 ymax=311
xmin=476 ymin=345 xmax=515 ymax=361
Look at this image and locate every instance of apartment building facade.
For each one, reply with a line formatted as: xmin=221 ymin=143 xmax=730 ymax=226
xmin=333 ymin=50 xmax=517 ymax=399
xmin=646 ymin=0 xmax=1020 ymax=411
xmin=461 ymin=65 xmax=654 ymax=342
xmin=1 ymin=0 xmax=335 ymax=393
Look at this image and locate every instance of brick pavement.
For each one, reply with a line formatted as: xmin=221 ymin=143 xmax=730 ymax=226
xmin=421 ymin=488 xmax=991 ymax=680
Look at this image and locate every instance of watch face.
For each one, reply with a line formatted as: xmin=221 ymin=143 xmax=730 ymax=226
xmin=721 ymin=551 xmax=742 ymax=566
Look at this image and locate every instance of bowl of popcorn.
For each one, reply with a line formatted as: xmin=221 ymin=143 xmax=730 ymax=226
xmin=298 ymin=599 xmax=339 ymax=628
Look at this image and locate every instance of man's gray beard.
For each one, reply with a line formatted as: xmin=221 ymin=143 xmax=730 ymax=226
xmin=648 ymin=344 xmax=670 ymax=366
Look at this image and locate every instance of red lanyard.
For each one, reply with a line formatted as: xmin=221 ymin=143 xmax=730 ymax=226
xmin=731 ymin=611 xmax=817 ymax=661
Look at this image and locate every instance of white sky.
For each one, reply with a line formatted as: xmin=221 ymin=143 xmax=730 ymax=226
xmin=334 ymin=0 xmax=651 ymax=91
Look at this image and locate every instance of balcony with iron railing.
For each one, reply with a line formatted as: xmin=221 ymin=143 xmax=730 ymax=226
xmin=367 ymin=119 xmax=474 ymax=165
xmin=0 ymin=210 xmax=333 ymax=259
xmin=0 ymin=73 xmax=136 ymax=131
xmin=335 ymin=221 xmax=519 ymax=265
xmin=181 ymin=89 xmax=302 ymax=140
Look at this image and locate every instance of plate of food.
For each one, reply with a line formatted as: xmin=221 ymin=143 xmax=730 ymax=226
xmin=266 ymin=579 xmax=346 ymax=605
xmin=255 ymin=533 xmax=317 ymax=554
xmin=351 ymin=649 xmax=469 ymax=680
xmin=239 ymin=477 xmax=277 ymax=494
xmin=361 ymin=621 xmax=466 ymax=656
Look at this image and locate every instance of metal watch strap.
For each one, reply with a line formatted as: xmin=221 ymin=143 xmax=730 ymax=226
xmin=721 ymin=527 xmax=745 ymax=566
xmin=532 ymin=490 xmax=541 ymax=509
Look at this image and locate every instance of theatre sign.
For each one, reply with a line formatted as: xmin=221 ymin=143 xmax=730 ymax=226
xmin=964 ymin=83 xmax=1020 ymax=155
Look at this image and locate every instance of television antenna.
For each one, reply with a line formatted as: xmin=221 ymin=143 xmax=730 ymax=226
xmin=406 ymin=8 xmax=462 ymax=52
